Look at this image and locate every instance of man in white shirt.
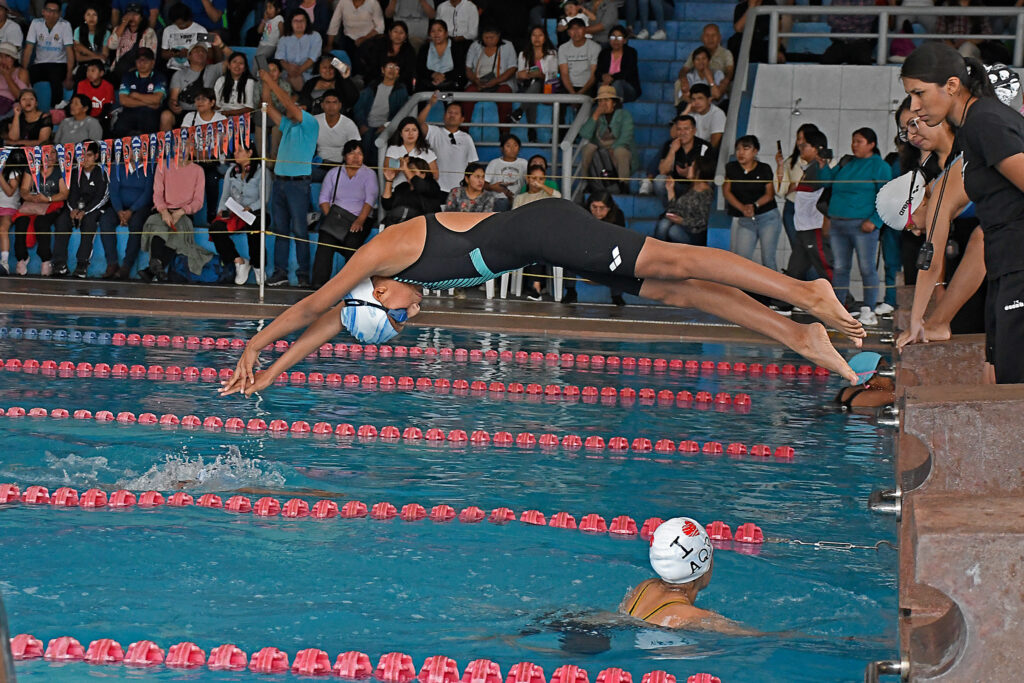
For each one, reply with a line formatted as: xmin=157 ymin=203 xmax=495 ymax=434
xmin=686 ymin=84 xmax=725 ymax=149
xmin=0 ymin=1 xmax=24 ymax=50
xmin=160 ymin=3 xmax=208 ymax=73
xmin=23 ymin=0 xmax=74 ymax=109
xmin=385 ymin=0 xmax=436 ymax=49
xmin=314 ymin=89 xmax=360 ymax=181
xmin=557 ymin=18 xmax=600 ymax=97
xmin=326 ymin=0 xmax=386 ymax=56
xmin=418 ymin=91 xmax=478 ymax=193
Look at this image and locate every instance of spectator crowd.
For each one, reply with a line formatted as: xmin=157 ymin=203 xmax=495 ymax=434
xmin=0 ymin=0 xmax=1007 ymax=319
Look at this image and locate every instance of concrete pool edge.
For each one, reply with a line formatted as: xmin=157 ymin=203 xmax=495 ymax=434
xmin=892 ymin=336 xmax=1024 ymax=681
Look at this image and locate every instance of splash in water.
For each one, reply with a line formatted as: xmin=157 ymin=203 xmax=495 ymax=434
xmin=119 ymin=446 xmax=287 ymax=492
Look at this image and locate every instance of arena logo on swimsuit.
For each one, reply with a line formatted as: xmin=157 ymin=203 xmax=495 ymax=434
xmin=609 ymin=246 xmax=622 ymax=272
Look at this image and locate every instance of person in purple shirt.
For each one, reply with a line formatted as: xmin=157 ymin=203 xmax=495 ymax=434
xmin=312 ymin=139 xmax=379 ymax=287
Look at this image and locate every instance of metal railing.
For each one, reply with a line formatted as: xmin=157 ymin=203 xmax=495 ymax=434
xmin=768 ymin=5 xmax=1024 ymax=67
xmin=373 ymin=91 xmax=592 ymax=211
xmin=715 ymin=4 xmax=1024 ymax=210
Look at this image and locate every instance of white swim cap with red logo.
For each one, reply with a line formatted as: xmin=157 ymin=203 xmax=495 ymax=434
xmin=648 ymin=517 xmax=714 ymax=584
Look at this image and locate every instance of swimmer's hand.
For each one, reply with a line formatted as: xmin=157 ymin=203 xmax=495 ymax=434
xmin=896 ymin=318 xmax=927 ymax=350
xmin=219 ymin=346 xmax=262 ymax=396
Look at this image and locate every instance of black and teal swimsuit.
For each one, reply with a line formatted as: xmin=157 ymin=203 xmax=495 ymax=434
xmin=392 ymin=198 xmax=649 ymax=295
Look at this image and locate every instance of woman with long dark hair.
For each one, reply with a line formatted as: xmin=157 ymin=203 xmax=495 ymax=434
xmin=900 ymin=43 xmax=1024 ymax=380
xmin=817 ymin=126 xmax=893 ymax=326
xmin=515 ymin=25 xmax=558 ymax=142
xmin=384 ymin=115 xmax=439 ymax=186
xmin=892 ymin=95 xmax=987 ymax=349
xmin=215 ymin=52 xmax=258 ymax=116
xmin=776 ymin=122 xmax=821 ymax=280
xmin=367 ymin=20 xmax=417 ymax=93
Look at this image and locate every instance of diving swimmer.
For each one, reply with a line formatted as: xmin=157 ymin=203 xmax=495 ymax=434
xmin=220 ymin=199 xmax=864 ymax=396
xmin=619 ymin=517 xmax=752 ymax=634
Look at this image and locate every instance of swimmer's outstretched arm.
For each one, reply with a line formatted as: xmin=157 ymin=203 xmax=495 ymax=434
xmin=220 ymin=225 xmax=422 ymax=396
xmin=897 ymin=159 xmax=969 ymax=349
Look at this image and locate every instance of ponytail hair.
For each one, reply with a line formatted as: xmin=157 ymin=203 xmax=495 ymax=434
xmin=900 ymin=42 xmax=995 ymax=99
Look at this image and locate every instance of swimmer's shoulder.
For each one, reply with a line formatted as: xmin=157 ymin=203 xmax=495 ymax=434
xmin=618 ymin=578 xmax=660 ymax=613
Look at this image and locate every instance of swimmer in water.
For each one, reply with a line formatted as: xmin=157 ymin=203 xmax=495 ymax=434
xmin=220 ymin=199 xmax=864 ymax=396
xmin=833 ymin=352 xmax=895 ymax=412
xmin=619 ymin=517 xmax=754 ymax=634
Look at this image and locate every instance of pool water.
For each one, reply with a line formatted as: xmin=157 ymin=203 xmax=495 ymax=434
xmin=0 ymin=311 xmax=897 ymax=683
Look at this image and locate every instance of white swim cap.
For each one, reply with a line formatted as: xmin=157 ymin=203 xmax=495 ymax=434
xmin=649 ymin=517 xmax=713 ymax=584
xmin=875 ymin=169 xmax=926 ymax=229
xmin=340 ymin=279 xmax=400 ymax=344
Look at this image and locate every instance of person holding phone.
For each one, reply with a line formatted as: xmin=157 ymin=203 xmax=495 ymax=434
xmin=515 ymin=26 xmax=558 ymax=143
xmin=161 ymin=4 xmax=208 ymax=73
xmin=655 ymin=155 xmax=714 ymax=246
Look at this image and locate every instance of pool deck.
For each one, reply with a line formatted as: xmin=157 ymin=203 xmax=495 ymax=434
xmin=0 ymin=277 xmax=889 ymax=349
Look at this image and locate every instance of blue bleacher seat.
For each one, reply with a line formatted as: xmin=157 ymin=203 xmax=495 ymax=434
xmin=632 ymin=40 xmax=676 ymax=61
xmin=786 ymin=22 xmax=832 ymax=57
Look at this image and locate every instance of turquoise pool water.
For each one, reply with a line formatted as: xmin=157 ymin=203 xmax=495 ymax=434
xmin=0 ymin=311 xmax=897 ymax=682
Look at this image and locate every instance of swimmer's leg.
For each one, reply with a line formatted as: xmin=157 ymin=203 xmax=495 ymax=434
xmin=633 ymin=238 xmax=865 ymax=344
xmin=925 ymin=226 xmax=986 ymax=341
xmin=640 ymin=278 xmax=858 ymax=384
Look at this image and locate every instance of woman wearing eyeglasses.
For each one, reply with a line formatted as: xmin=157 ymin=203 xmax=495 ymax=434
xmin=893 ymin=95 xmax=988 ymax=355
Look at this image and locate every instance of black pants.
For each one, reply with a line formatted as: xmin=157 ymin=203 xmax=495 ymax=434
xmin=785 ymin=228 xmax=833 ymax=282
xmin=150 ymin=235 xmax=177 ymax=264
xmin=985 ymin=268 xmax=1024 ymax=383
xmin=28 ymin=63 xmax=66 ymax=109
xmin=53 ymin=209 xmax=104 ymax=268
xmin=13 ymin=213 xmax=60 ymax=261
xmin=312 ymin=227 xmax=370 ymax=288
xmin=200 ymin=163 xmax=221 ymax=225
xmin=901 ymin=231 xmax=925 ymax=286
xmin=208 ymin=216 xmax=265 ymax=264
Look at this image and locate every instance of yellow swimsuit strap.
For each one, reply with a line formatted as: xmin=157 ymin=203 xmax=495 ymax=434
xmin=643 ymin=600 xmax=692 ymax=621
xmin=626 ymin=583 xmax=651 ymax=616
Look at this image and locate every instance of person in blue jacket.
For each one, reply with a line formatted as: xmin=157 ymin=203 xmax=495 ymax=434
xmin=818 ymin=127 xmax=893 ymax=326
xmin=98 ymin=156 xmax=155 ymax=279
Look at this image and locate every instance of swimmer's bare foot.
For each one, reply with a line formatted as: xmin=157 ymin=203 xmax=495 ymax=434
xmin=923 ymin=320 xmax=951 ymax=342
xmin=802 ymin=279 xmax=865 ymax=346
xmin=795 ymin=322 xmax=858 ymax=384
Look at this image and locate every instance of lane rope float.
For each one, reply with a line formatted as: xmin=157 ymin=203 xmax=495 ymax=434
xmin=0 ymin=326 xmax=833 ymax=381
xmin=1 ymin=483 xmax=894 ymax=554
xmin=0 ymin=481 xmax=768 ymax=550
xmin=0 ymin=405 xmax=799 ymax=463
xmin=0 ymin=357 xmax=754 ymax=413
xmin=7 ymin=635 xmax=722 ymax=683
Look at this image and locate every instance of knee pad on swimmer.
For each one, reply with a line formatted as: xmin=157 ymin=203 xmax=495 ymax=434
xmin=340 ymin=278 xmax=406 ymax=344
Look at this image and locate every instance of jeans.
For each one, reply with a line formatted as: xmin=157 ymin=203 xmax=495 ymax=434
xmin=28 ymin=63 xmax=66 ymax=109
xmin=611 ymin=79 xmax=638 ymax=103
xmin=625 ymin=0 xmax=669 ymax=31
xmin=654 ymin=219 xmax=706 ymax=246
xmin=879 ymin=225 xmax=902 ymax=306
xmin=732 ymin=210 xmax=783 ymax=272
xmin=271 ymin=176 xmax=312 ymax=280
xmin=99 ymin=206 xmax=149 ymax=272
xmin=830 ymin=217 xmax=880 ymax=310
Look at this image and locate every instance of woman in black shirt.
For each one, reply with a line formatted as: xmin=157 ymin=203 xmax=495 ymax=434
xmin=4 ymin=90 xmax=52 ymax=147
xmin=901 ymin=42 xmax=1024 ymax=383
xmin=723 ymin=134 xmax=781 ymax=272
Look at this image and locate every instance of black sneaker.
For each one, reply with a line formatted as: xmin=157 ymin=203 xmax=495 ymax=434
xmin=72 ymin=266 xmax=88 ymax=279
xmin=52 ymin=262 xmax=70 ymax=277
xmin=266 ymin=271 xmax=289 ymax=287
xmin=295 ymin=277 xmax=311 ymax=288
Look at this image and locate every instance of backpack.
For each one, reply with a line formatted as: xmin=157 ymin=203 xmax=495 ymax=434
xmin=588 ymin=146 xmax=620 ymax=193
